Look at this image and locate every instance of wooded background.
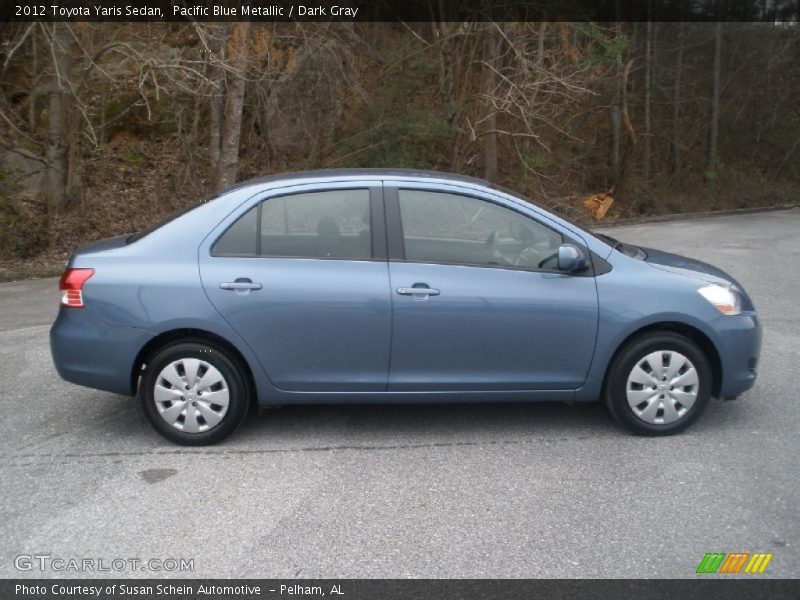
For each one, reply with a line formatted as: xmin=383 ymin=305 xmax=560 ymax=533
xmin=0 ymin=21 xmax=798 ymax=274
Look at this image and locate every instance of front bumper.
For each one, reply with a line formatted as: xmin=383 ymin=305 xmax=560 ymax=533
xmin=50 ymin=307 xmax=153 ymax=396
xmin=712 ymin=311 xmax=762 ymax=398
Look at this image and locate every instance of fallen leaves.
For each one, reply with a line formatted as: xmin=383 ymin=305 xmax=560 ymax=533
xmin=583 ymin=192 xmax=615 ymax=220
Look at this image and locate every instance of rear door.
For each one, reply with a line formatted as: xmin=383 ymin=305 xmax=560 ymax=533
xmin=199 ymin=182 xmax=392 ymax=392
xmin=385 ymin=184 xmax=599 ymax=391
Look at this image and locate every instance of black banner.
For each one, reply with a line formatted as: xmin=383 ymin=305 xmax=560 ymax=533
xmin=2 ymin=0 xmax=799 ymax=22
xmin=2 ymin=580 xmax=800 ymax=600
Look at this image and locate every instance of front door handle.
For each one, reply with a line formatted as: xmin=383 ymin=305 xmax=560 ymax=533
xmin=220 ymin=279 xmax=262 ymax=291
xmin=397 ymin=285 xmax=440 ymax=297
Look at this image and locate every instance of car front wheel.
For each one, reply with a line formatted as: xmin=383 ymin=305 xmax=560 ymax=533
xmin=604 ymin=332 xmax=712 ymax=435
xmin=141 ymin=341 xmax=249 ymax=445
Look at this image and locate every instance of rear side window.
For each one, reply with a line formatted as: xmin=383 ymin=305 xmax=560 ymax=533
xmin=212 ymin=189 xmax=371 ymax=259
xmin=212 ymin=206 xmax=258 ymax=255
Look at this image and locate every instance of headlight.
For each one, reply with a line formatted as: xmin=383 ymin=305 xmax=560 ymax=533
xmin=698 ymin=284 xmax=741 ymax=315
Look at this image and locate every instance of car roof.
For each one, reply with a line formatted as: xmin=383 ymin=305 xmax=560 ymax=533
xmin=221 ymin=168 xmax=496 ymax=195
xmin=212 ymin=169 xmax=609 ymax=259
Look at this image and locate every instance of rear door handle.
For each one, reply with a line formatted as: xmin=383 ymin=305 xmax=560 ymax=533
xmin=220 ymin=280 xmax=262 ymax=291
xmin=397 ymin=286 xmax=440 ymax=297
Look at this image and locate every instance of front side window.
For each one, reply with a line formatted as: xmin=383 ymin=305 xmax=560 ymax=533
xmin=213 ymin=189 xmax=372 ymax=259
xmin=397 ymin=190 xmax=562 ymax=269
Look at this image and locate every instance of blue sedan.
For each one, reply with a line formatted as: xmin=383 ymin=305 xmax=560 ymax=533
xmin=50 ymin=170 xmax=761 ymax=444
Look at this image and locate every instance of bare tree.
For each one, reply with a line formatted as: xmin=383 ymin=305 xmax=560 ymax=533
xmin=432 ymin=13 xmax=457 ymax=125
xmin=644 ymin=18 xmax=654 ymax=181
xmin=482 ymin=24 xmax=501 ymax=181
xmin=707 ymin=21 xmax=722 ymax=176
xmin=44 ymin=23 xmax=74 ymax=213
xmin=215 ymin=22 xmax=250 ymax=191
xmin=609 ymin=23 xmax=624 ymax=175
xmin=475 ymin=23 xmax=596 ymax=179
xmin=670 ymin=23 xmax=685 ymax=179
xmin=207 ymin=24 xmax=226 ymax=171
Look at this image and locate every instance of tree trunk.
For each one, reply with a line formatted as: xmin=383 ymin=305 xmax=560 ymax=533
xmin=216 ymin=22 xmax=250 ymax=192
xmin=433 ymin=17 xmax=458 ymax=168
xmin=609 ymin=22 xmax=624 ymax=177
xmin=482 ymin=24 xmax=500 ymax=182
xmin=644 ymin=18 xmax=653 ymax=182
xmin=45 ymin=23 xmax=73 ymax=214
xmin=707 ymin=21 xmax=722 ymax=176
xmin=670 ymin=23 xmax=685 ymax=179
xmin=434 ymin=18 xmax=456 ymax=123
xmin=610 ymin=102 xmax=621 ymax=175
xmin=209 ymin=86 xmax=223 ymax=170
xmin=29 ymin=27 xmax=38 ymax=130
xmin=208 ymin=24 xmax=226 ymax=172
xmin=775 ymin=133 xmax=800 ymax=172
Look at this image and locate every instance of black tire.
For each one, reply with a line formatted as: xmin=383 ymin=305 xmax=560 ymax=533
xmin=141 ymin=340 xmax=250 ymax=445
xmin=604 ymin=332 xmax=712 ymax=436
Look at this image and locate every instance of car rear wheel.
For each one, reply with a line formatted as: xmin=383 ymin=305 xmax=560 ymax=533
xmin=141 ymin=341 xmax=249 ymax=445
xmin=604 ymin=332 xmax=712 ymax=435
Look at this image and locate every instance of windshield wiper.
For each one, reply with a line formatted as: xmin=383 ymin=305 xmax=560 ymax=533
xmin=596 ymin=232 xmax=623 ymax=251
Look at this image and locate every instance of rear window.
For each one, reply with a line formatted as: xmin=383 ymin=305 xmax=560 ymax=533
xmin=126 ymin=203 xmax=204 ymax=244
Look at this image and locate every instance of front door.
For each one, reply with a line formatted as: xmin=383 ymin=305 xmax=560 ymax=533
xmin=386 ymin=187 xmax=598 ymax=391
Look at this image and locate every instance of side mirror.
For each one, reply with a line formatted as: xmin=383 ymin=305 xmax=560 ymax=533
xmin=557 ymin=243 xmax=588 ymax=273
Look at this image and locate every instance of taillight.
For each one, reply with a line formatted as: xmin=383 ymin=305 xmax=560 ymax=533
xmin=59 ymin=268 xmax=94 ymax=308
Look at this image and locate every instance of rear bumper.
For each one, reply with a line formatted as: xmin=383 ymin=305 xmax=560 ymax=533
xmin=713 ymin=312 xmax=762 ymax=398
xmin=50 ymin=308 xmax=152 ymax=396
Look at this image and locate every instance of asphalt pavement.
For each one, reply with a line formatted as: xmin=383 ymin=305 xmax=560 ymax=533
xmin=1 ymin=208 xmax=798 ymax=578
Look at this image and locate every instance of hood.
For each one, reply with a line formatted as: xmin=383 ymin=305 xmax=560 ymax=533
xmin=642 ymin=247 xmax=740 ymax=288
xmin=642 ymin=247 xmax=756 ymax=312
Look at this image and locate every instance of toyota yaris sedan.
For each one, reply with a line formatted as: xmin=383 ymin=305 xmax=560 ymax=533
xmin=50 ymin=169 xmax=761 ymax=445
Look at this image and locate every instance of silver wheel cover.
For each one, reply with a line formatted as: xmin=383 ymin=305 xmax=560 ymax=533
xmin=626 ymin=350 xmax=699 ymax=425
xmin=154 ymin=358 xmax=230 ymax=433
